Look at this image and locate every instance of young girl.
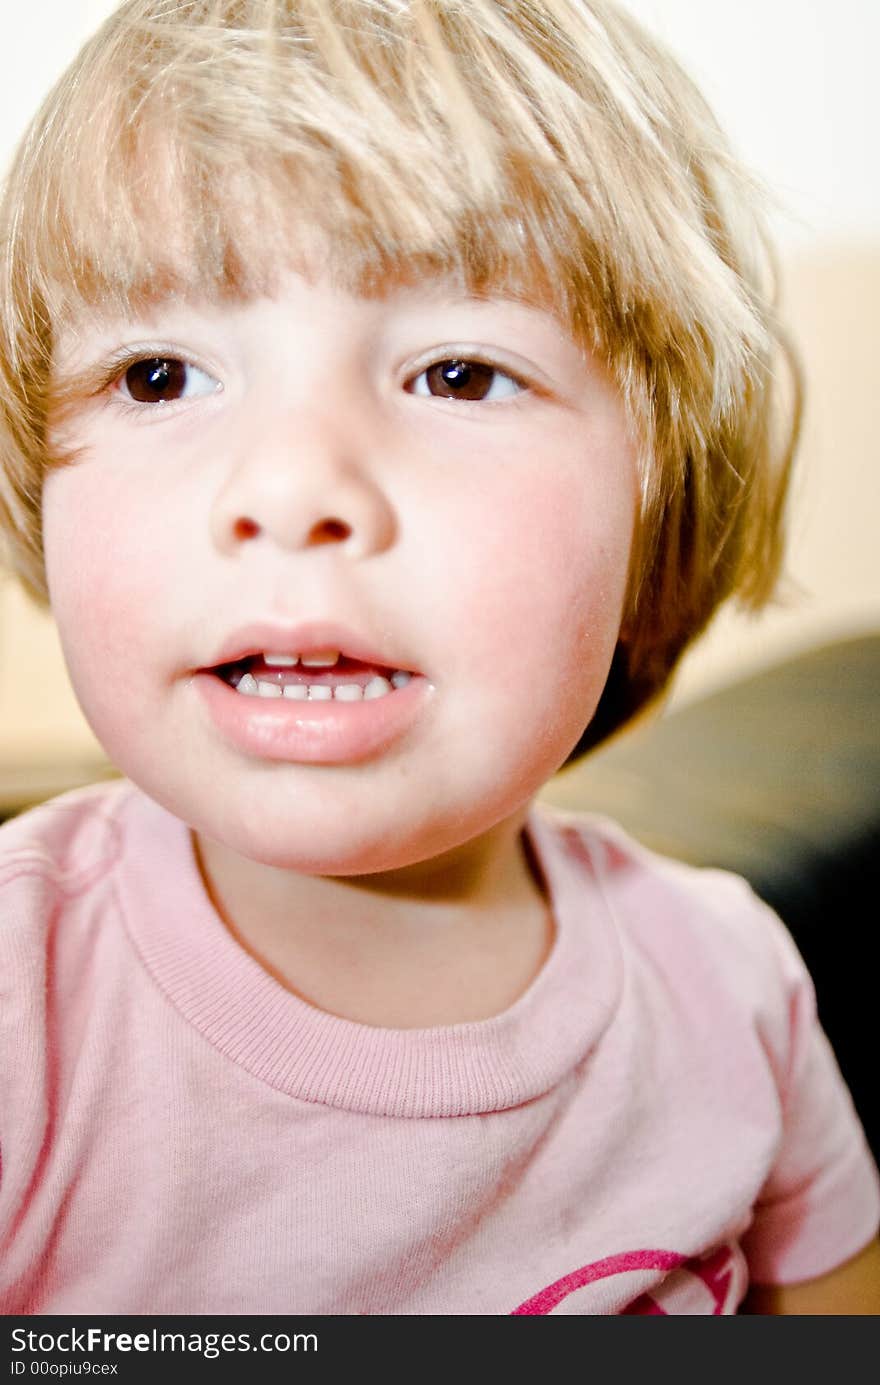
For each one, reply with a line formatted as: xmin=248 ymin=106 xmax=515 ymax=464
xmin=0 ymin=0 xmax=877 ymax=1316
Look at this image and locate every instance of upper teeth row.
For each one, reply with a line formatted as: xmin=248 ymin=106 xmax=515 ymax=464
xmin=237 ymin=670 xmax=412 ymax=700
xmin=264 ymin=649 xmax=339 ymax=667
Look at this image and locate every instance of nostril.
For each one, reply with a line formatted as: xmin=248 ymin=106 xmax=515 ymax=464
xmin=310 ymin=517 xmax=352 ymax=545
xmin=233 ymin=516 xmax=260 ymax=541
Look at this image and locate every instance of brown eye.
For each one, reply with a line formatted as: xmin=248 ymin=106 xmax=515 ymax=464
xmin=426 ymin=359 xmax=493 ymax=400
xmin=119 ymin=357 xmax=218 ymax=404
xmin=409 ymin=358 xmax=522 ymax=402
xmin=122 ymin=358 xmax=187 ymax=403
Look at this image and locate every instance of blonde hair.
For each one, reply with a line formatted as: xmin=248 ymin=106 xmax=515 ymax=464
xmin=0 ymin=0 xmax=799 ymax=753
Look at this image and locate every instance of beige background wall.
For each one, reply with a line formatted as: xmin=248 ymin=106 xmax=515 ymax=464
xmin=1 ymin=1 xmax=878 ymax=792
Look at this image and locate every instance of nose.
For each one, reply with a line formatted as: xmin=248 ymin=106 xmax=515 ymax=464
xmin=209 ymin=408 xmax=397 ymax=560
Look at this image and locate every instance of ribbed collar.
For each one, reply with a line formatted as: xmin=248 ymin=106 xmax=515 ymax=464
xmin=116 ymin=786 xmax=622 ymax=1117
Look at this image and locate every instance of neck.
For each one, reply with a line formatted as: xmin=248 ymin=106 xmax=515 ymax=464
xmin=192 ymin=805 xmax=554 ymax=1027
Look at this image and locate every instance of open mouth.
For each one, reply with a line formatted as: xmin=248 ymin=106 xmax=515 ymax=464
xmin=211 ymin=652 xmax=414 ymax=703
xmin=196 ymin=638 xmax=430 ymax=763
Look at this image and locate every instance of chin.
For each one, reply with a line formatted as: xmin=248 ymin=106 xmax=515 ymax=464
xmin=188 ymin=798 xmax=453 ymax=877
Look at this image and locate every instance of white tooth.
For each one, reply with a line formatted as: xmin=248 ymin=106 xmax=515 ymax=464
xmin=263 ymin=653 xmax=298 ymax=667
xmin=363 ymin=675 xmax=393 ymax=700
xmin=300 ymin=650 xmax=340 ymax=668
xmin=333 ymin=683 xmax=363 ymax=701
xmin=257 ymin=680 xmax=283 ymax=697
xmin=307 ymin=684 xmax=333 ymax=700
xmin=391 ymin=671 xmax=412 ymax=688
xmin=237 ymin=672 xmax=259 ymax=695
xmin=282 ymin=683 xmax=309 ymax=700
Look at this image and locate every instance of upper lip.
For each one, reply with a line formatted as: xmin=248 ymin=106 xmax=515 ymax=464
xmin=204 ymin=620 xmax=415 ymax=672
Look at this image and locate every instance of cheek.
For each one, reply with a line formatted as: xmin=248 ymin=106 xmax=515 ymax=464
xmin=42 ymin=466 xmax=176 ymax=726
xmin=421 ymin=450 xmax=634 ymax=683
xmin=407 ymin=432 xmax=636 ymax=776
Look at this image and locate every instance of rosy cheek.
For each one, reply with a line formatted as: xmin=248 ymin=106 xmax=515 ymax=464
xmin=454 ymin=459 xmax=633 ymax=672
xmin=43 ymin=469 xmax=162 ymax=716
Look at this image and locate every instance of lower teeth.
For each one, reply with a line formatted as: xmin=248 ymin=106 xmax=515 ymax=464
xmin=233 ymin=671 xmax=410 ymax=700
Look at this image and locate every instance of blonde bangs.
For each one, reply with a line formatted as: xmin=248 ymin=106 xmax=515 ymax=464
xmin=13 ymin=0 xmax=771 ymax=363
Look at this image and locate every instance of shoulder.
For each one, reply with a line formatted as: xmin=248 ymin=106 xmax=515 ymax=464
xmin=531 ymin=800 xmax=812 ymax=1070
xmin=0 ymin=779 xmax=134 ymax=946
xmin=533 ymin=797 xmax=796 ymax=965
xmin=0 ymin=780 xmax=140 ymax=1268
xmin=533 ymin=802 xmax=880 ymax=1282
xmin=0 ymin=777 xmax=133 ymax=877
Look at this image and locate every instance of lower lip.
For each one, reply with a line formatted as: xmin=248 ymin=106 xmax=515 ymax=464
xmin=193 ymin=671 xmax=433 ymax=765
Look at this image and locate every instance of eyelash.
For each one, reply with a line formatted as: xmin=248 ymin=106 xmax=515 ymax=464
xmin=111 ymin=356 xmax=218 ymax=408
xmin=97 ymin=350 xmax=536 ymax=415
xmin=404 ymin=356 xmax=532 ymax=405
xmin=96 ymin=351 xmax=218 ymax=413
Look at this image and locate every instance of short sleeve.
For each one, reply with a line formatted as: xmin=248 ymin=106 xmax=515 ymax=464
xmin=740 ymin=911 xmax=880 ymax=1284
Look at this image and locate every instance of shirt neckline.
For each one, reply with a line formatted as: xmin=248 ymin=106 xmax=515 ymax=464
xmin=117 ymin=786 xmax=623 ymax=1117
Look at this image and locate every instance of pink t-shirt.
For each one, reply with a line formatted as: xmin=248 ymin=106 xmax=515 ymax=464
xmin=0 ymin=780 xmax=877 ymax=1315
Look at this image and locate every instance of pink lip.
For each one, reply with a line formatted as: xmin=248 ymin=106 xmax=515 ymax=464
xmin=206 ymin=619 xmax=415 ymax=672
xmin=193 ymin=664 xmax=432 ymax=767
xmin=194 ymin=618 xmax=431 ymax=764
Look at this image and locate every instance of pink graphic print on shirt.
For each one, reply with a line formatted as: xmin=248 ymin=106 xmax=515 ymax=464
xmin=511 ymin=1245 xmax=740 ymax=1315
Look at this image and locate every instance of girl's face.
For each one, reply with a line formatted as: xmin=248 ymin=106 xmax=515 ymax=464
xmin=43 ymin=269 xmax=638 ymax=875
